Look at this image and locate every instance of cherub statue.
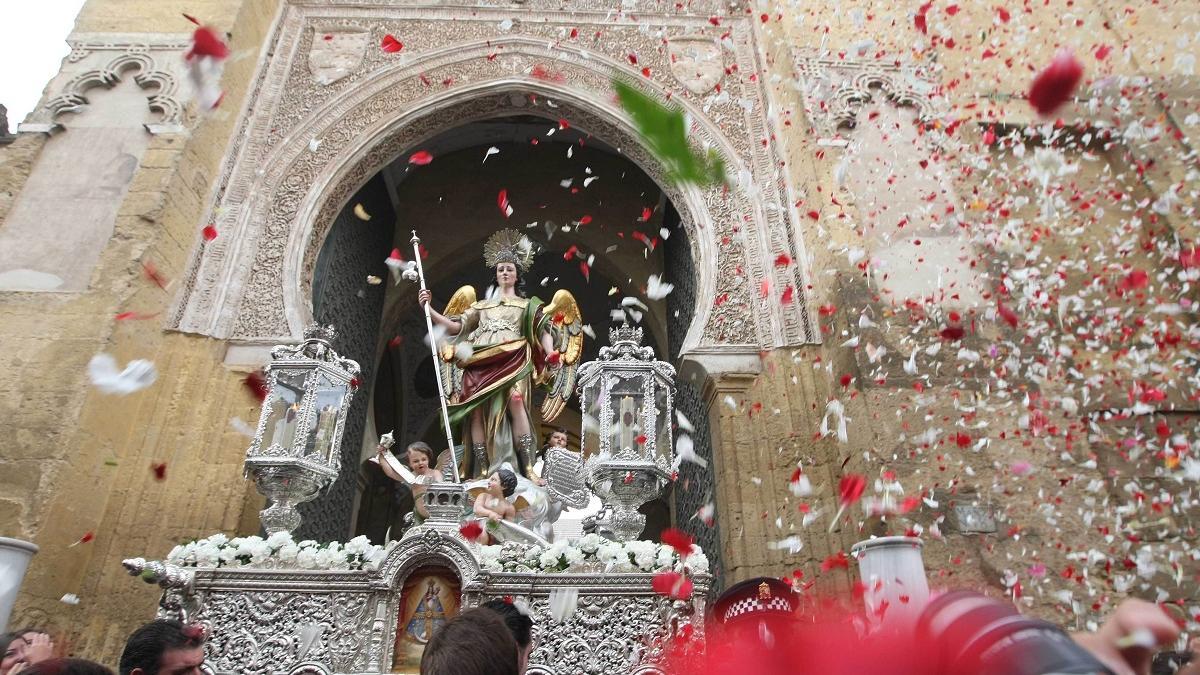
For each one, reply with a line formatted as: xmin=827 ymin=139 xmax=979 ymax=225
xmin=473 ymin=469 xmax=518 ymax=522
xmin=418 ymin=228 xmax=583 ymax=479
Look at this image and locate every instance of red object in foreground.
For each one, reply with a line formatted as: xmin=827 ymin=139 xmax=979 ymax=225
xmin=408 ymin=150 xmax=434 ymax=165
xmin=1028 ymin=51 xmax=1084 ymax=116
xmin=243 ymin=371 xmax=269 ymax=402
xmin=202 ymin=225 xmax=218 ymax=241
xmin=186 ymin=25 xmax=229 ymax=60
xmin=660 ymin=528 xmax=695 ymax=556
xmin=838 ymin=474 xmax=866 ymax=506
xmin=459 ymin=521 xmax=484 ymax=542
xmin=652 ymin=571 xmax=694 ymax=600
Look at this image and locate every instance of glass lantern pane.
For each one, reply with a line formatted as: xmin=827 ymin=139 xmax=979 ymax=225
xmin=580 ymin=380 xmax=602 ymax=459
xmin=609 ymin=373 xmax=645 ymax=455
xmin=263 ymin=370 xmax=308 ymax=450
xmin=654 ymin=383 xmax=670 ymax=459
xmin=304 ymin=375 xmax=347 ymax=461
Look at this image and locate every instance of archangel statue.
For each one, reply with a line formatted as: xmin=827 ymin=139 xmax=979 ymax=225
xmin=417 ymin=229 xmax=583 ymax=480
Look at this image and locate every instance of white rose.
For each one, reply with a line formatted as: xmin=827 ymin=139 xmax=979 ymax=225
xmin=167 ymin=544 xmax=185 ymax=562
xmin=208 ymin=533 xmax=229 ymax=546
xmin=524 ymin=545 xmax=543 ymax=563
xmin=297 ymin=540 xmax=318 ymax=549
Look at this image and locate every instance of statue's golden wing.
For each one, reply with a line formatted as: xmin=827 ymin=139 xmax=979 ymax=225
xmin=540 ymin=289 xmax=585 ymax=422
xmin=438 ymin=286 xmax=476 ymax=400
xmin=443 ymin=285 xmax=477 ymax=319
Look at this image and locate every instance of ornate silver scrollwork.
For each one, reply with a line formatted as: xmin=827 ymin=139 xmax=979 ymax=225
xmin=134 ymin=527 xmax=708 ymax=674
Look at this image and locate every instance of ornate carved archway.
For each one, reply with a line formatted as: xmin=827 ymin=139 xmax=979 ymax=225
xmin=168 ymin=5 xmax=817 ymax=356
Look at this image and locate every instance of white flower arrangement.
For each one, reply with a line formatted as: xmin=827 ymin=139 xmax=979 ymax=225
xmin=478 ymin=534 xmax=709 ymax=575
xmin=167 ymin=533 xmax=392 ymax=572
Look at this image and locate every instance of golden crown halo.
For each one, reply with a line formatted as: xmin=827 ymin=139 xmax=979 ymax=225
xmin=483 ymin=228 xmax=536 ymax=272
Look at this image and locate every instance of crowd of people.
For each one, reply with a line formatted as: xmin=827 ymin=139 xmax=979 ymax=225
xmin=1 ymin=619 xmax=203 ymax=675
xmin=2 ymin=588 xmax=1197 ymax=674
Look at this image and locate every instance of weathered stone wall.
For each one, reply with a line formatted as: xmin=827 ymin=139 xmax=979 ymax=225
xmin=0 ymin=0 xmax=282 ymax=661
xmin=743 ymin=0 xmax=1199 ymax=632
xmin=0 ymin=134 xmax=46 ymax=231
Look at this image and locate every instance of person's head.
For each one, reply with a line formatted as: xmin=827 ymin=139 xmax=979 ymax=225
xmin=24 ymin=658 xmax=114 ymax=675
xmin=482 ymin=600 xmax=534 ymax=674
xmin=494 ymin=262 xmax=519 ymax=291
xmin=405 ymin=442 xmax=434 ymax=473
xmin=420 ymin=607 xmax=518 ymax=675
xmin=2 ymin=632 xmax=24 ymax=673
xmin=490 ymin=469 xmax=517 ymax=498
xmin=2 ymin=629 xmax=49 ymax=673
xmin=549 ymin=428 xmax=568 ymax=449
xmin=118 ymin=620 xmax=205 ymax=675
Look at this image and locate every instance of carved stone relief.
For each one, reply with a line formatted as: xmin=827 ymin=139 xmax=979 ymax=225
xmin=793 ymin=48 xmax=945 ymax=139
xmin=308 ymin=28 xmax=370 ymax=85
xmin=667 ymin=36 xmax=724 ymax=96
xmin=20 ymin=33 xmax=192 ymax=135
xmin=168 ymin=5 xmax=818 ymax=357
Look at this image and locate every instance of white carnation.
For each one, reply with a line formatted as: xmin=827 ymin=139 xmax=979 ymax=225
xmin=577 ymin=533 xmax=603 ymax=554
xmin=193 ymin=543 xmax=220 ymax=567
xmin=295 ymin=547 xmax=320 ymax=569
xmin=562 ymin=546 xmax=585 ymax=567
xmin=685 ymin=551 xmax=710 ymax=574
xmin=266 ymin=531 xmax=293 ymax=549
xmin=277 ymin=543 xmax=300 ymax=563
xmin=539 ymin=549 xmax=563 ymax=569
xmin=344 ymin=535 xmax=372 ymax=556
xmin=655 ymin=545 xmax=676 ymax=569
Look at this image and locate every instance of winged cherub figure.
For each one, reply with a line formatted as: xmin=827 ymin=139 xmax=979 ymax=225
xmin=418 ymin=229 xmax=583 ymax=479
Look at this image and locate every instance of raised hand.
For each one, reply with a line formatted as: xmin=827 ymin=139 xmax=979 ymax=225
xmin=418 ymin=289 xmax=432 ymax=307
xmin=22 ymin=632 xmax=55 ymax=667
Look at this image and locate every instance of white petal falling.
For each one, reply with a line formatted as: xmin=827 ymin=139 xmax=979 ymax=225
xmin=88 ymin=353 xmax=158 ymax=395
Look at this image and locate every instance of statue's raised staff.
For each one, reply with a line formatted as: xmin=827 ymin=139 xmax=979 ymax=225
xmin=417 ymin=228 xmax=583 ymax=481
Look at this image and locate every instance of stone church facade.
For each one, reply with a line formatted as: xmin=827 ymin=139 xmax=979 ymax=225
xmin=0 ymin=0 xmax=1197 ymax=663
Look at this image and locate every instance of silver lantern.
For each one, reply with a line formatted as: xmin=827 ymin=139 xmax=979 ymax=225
xmin=577 ymin=324 xmax=675 ymax=541
xmin=244 ymin=324 xmax=361 ymax=535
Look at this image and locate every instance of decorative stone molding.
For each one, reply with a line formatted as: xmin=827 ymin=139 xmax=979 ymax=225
xmin=19 ymin=33 xmax=192 ymax=135
xmin=793 ymin=48 xmax=945 ymax=140
xmin=168 ymin=4 xmax=818 ymax=353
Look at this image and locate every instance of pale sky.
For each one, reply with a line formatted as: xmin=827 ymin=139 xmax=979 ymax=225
xmin=0 ymin=0 xmax=89 ymax=126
